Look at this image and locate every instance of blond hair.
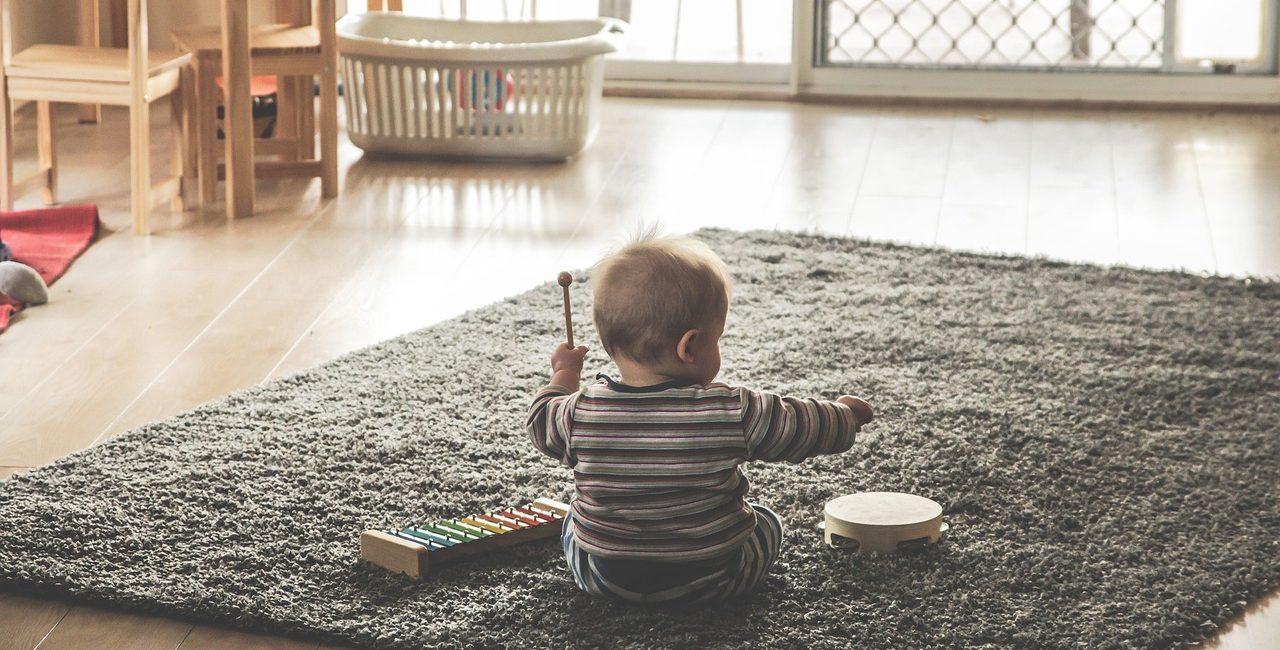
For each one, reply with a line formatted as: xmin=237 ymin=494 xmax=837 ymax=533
xmin=590 ymin=230 xmax=731 ymax=363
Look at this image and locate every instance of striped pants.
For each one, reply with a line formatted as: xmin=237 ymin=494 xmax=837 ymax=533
xmin=561 ymin=504 xmax=785 ymax=606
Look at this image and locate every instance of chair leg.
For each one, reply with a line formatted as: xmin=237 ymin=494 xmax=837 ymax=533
xmin=196 ymin=58 xmax=219 ymax=204
xmin=0 ymin=78 xmax=14 ymax=211
xmin=130 ymin=100 xmax=151 ymax=235
xmin=297 ymin=75 xmax=315 ymax=161
xmin=276 ymin=75 xmax=298 ymax=161
xmin=171 ymin=71 xmax=190 ymax=213
xmin=319 ymin=67 xmax=338 ymax=198
xmin=182 ymin=64 xmax=199 ymax=207
xmin=0 ymin=95 xmax=11 ymax=211
xmin=0 ymin=82 xmax=15 ymax=211
xmin=36 ymin=101 xmax=57 ymax=205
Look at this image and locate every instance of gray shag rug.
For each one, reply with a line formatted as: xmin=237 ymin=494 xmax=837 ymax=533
xmin=1 ymin=229 xmax=1278 ymax=649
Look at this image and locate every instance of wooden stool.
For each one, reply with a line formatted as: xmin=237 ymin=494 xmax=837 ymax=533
xmin=170 ymin=0 xmax=337 ymax=208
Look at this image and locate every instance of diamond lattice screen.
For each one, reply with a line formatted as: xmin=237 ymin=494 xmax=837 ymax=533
xmin=824 ymin=0 xmax=1165 ymax=69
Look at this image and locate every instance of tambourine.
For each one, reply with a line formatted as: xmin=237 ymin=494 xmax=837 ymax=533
xmin=820 ymin=492 xmax=948 ymax=554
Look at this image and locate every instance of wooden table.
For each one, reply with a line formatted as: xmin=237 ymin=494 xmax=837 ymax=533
xmin=78 ymin=0 xmax=255 ymax=220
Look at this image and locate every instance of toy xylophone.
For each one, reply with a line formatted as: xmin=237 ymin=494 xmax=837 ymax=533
xmin=360 ymin=497 xmax=570 ymax=578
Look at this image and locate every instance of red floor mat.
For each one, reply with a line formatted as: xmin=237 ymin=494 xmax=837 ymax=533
xmin=0 ymin=204 xmax=100 ymax=334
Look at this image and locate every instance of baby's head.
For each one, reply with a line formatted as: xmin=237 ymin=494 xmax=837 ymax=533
xmin=591 ymin=232 xmax=732 ymax=384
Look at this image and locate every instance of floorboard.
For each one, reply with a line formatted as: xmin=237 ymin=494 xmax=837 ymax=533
xmin=34 ymin=606 xmax=191 ymax=650
xmin=0 ymin=593 xmax=69 ymax=650
xmin=177 ymin=626 xmax=318 ymax=650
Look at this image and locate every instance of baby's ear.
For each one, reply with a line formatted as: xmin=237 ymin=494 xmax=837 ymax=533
xmin=676 ymin=328 xmax=700 ymax=364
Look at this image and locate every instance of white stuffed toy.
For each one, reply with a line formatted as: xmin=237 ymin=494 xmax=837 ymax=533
xmin=0 ymin=260 xmax=48 ymax=306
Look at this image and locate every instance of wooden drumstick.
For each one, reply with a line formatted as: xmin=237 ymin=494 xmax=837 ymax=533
xmin=557 ymin=271 xmax=575 ymax=348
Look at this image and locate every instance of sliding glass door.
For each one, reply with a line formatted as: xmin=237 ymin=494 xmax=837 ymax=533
xmin=350 ymin=1 xmax=1280 ymax=103
xmin=803 ymin=0 xmax=1280 ymax=103
xmin=819 ymin=0 xmax=1275 ymax=73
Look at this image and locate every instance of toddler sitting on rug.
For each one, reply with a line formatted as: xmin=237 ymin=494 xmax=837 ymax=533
xmin=527 ymin=232 xmax=874 ymax=605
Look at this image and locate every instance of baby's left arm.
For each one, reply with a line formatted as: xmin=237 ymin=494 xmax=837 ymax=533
xmin=741 ymin=389 xmax=871 ymax=463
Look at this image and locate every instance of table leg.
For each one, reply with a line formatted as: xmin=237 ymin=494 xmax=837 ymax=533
xmin=318 ymin=0 xmax=338 ymax=197
xmin=222 ymin=0 xmax=254 ymax=220
xmin=77 ymin=0 xmax=101 ymax=123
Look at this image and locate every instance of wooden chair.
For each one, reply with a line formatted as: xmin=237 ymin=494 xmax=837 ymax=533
xmin=170 ymin=0 xmax=338 ymax=206
xmin=0 ymin=0 xmax=192 ymax=235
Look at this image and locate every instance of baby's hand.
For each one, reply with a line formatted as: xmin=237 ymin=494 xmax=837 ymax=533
xmin=837 ymin=395 xmax=874 ymax=427
xmin=551 ymin=342 xmax=589 ymax=374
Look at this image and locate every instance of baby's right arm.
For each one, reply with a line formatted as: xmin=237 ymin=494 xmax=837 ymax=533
xmin=526 ymin=343 xmax=588 ymax=466
xmin=527 ymin=385 xmax=574 ymax=464
xmin=741 ymin=389 xmax=873 ymax=463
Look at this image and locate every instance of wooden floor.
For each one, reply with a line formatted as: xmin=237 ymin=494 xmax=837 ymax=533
xmin=0 ymin=97 xmax=1277 ymax=649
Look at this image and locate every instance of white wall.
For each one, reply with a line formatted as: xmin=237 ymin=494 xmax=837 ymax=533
xmin=10 ymin=0 xmax=74 ymax=52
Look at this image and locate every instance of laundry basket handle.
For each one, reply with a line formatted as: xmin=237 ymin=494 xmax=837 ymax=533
xmin=337 ymin=15 xmax=629 ymax=62
xmin=593 ymin=17 xmax=629 ymax=55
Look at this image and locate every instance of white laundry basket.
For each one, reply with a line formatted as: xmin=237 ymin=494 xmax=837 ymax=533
xmin=336 ymin=14 xmax=626 ymax=160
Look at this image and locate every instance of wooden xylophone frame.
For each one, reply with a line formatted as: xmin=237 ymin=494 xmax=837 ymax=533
xmin=360 ymin=497 xmax=571 ymax=578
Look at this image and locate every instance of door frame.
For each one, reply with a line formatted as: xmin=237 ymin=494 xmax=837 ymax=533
xmin=789 ymin=0 xmax=1280 ymax=106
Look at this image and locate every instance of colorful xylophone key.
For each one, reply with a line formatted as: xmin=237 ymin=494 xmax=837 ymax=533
xmin=360 ymin=497 xmax=570 ymax=578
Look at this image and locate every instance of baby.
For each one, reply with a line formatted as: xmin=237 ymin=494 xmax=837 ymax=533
xmin=527 ymin=232 xmax=873 ymax=606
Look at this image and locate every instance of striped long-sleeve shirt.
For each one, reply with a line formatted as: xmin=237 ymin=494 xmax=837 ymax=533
xmin=527 ymin=374 xmax=862 ymax=561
